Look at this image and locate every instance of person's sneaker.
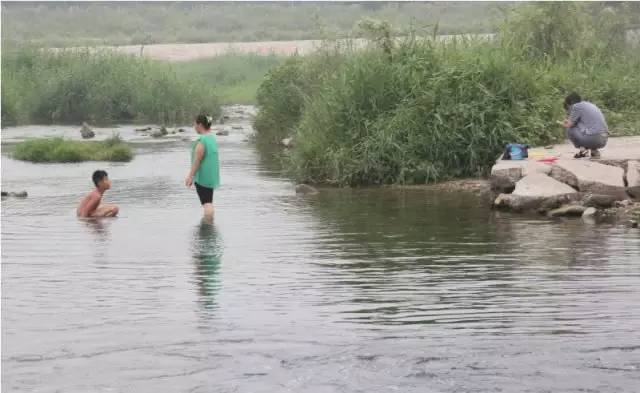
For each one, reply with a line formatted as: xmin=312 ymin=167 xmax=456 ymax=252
xmin=590 ymin=149 xmax=601 ymax=159
xmin=574 ymin=148 xmax=588 ymax=159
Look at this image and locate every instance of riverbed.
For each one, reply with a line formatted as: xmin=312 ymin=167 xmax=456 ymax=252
xmin=2 ymin=108 xmax=640 ymax=392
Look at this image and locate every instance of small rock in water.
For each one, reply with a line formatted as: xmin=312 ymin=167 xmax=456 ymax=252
xmin=547 ymin=204 xmax=586 ymax=217
xmin=2 ymin=190 xmax=28 ymax=198
xmin=216 ymin=130 xmax=230 ymax=136
xmin=80 ymin=122 xmax=95 ymax=139
xmin=232 ymin=125 xmax=243 ymax=130
xmin=151 ymin=126 xmax=168 ymax=138
xmin=582 ymin=207 xmax=597 ymax=219
xmin=181 ymin=137 xmax=190 ymax=142
xmin=281 ymin=137 xmax=294 ymax=148
xmin=135 ymin=126 xmax=152 ymax=132
xmin=178 ymin=128 xmax=186 ymax=133
xmin=631 ymin=220 xmax=639 ymax=228
xmin=295 ymin=184 xmax=318 ymax=195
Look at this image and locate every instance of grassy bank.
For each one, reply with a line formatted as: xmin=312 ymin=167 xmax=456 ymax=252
xmin=13 ymin=136 xmax=133 ymax=163
xmin=1 ymin=47 xmax=221 ymax=127
xmin=255 ymin=3 xmax=640 ymax=186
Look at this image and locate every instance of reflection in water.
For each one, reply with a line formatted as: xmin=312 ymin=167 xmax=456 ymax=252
xmin=191 ymin=219 xmax=222 ymax=311
xmin=81 ymin=217 xmax=113 ymax=248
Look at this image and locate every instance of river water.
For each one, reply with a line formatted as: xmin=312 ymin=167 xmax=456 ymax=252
xmin=2 ymin=108 xmax=640 ymax=392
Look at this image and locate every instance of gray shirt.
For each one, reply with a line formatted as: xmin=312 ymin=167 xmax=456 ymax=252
xmin=568 ymin=101 xmax=608 ymax=135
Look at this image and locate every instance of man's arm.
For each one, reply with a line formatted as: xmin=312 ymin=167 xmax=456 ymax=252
xmin=563 ymin=104 xmax=582 ymax=129
xmin=84 ymin=193 xmax=102 ymax=217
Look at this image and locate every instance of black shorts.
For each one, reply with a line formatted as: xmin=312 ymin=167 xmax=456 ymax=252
xmin=195 ymin=183 xmax=214 ymax=205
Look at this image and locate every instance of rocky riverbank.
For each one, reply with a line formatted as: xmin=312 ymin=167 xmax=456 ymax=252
xmin=490 ymin=136 xmax=640 ymax=226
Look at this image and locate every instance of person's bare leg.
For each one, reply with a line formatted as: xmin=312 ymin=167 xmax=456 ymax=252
xmin=203 ymin=203 xmax=214 ymax=219
xmin=92 ymin=204 xmax=119 ymax=217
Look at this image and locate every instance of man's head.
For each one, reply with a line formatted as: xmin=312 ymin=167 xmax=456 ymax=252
xmin=92 ymin=170 xmax=111 ymax=190
xmin=564 ymin=92 xmax=582 ymax=111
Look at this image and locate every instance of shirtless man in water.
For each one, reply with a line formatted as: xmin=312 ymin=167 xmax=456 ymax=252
xmin=77 ymin=170 xmax=119 ymax=218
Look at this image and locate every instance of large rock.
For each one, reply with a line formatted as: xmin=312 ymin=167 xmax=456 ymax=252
xmin=80 ymin=122 xmax=95 ymax=139
xmin=550 ymin=159 xmax=626 ymax=199
xmin=626 ymin=160 xmax=640 ymax=198
xmin=490 ymin=160 xmax=551 ymax=192
xmin=493 ymin=173 xmax=578 ymax=211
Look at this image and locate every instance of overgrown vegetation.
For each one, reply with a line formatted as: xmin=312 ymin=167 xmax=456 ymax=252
xmin=254 ymin=3 xmax=640 ymax=186
xmin=1 ymin=2 xmax=501 ymax=47
xmin=13 ymin=135 xmax=133 ymax=163
xmin=1 ymin=47 xmax=220 ymax=126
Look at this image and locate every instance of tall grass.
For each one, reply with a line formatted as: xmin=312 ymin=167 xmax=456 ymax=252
xmin=174 ymin=54 xmax=284 ymax=104
xmin=1 ymin=47 xmax=220 ymax=126
xmin=13 ymin=135 xmax=133 ymax=163
xmin=254 ymin=3 xmax=640 ymax=186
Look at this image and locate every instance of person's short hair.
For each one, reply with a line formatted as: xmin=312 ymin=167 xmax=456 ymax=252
xmin=195 ymin=114 xmax=213 ymax=130
xmin=564 ymin=92 xmax=582 ymax=110
xmin=92 ymin=170 xmax=108 ymax=187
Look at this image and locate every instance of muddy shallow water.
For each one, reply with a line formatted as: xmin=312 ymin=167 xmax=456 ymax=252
xmin=2 ymin=110 xmax=640 ymax=392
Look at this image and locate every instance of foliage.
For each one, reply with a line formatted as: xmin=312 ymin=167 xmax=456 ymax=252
xmin=12 ymin=135 xmax=134 ymax=163
xmin=1 ymin=47 xmax=220 ymax=126
xmin=254 ymin=3 xmax=640 ymax=186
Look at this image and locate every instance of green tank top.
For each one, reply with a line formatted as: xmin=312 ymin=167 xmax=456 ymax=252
xmin=191 ymin=134 xmax=220 ymax=189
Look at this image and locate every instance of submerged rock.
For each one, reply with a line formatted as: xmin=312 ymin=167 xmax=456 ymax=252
xmin=547 ymin=204 xmax=586 ymax=217
xmin=232 ymin=125 xmax=243 ymax=130
xmin=295 ymin=184 xmax=319 ymax=195
xmin=216 ymin=130 xmax=230 ymax=136
xmin=550 ymin=159 xmax=626 ymax=199
xmin=1 ymin=191 xmax=28 ymax=198
xmin=582 ymin=207 xmax=597 ymax=219
xmin=151 ymin=126 xmax=168 ymax=138
xmin=80 ymin=122 xmax=95 ymax=139
xmin=135 ymin=126 xmax=152 ymax=132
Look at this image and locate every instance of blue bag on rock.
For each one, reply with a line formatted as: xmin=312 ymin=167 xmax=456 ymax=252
xmin=502 ymin=143 xmax=529 ymax=160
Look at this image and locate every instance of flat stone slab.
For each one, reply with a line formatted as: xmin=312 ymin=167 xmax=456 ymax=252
xmin=513 ymin=173 xmax=578 ymax=198
xmin=490 ymin=136 xmax=640 ymax=193
xmin=626 ymin=160 xmax=640 ymax=198
xmin=550 ymin=159 xmax=626 ymax=199
xmin=490 ymin=160 xmax=552 ymax=192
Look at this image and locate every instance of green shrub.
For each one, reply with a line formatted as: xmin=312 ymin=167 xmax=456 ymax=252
xmin=255 ymin=4 xmax=640 ymax=186
xmin=12 ymin=136 xmax=134 ymax=163
xmin=1 ymin=47 xmax=220 ymax=126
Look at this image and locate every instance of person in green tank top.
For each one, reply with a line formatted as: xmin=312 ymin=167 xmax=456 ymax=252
xmin=185 ymin=114 xmax=220 ymax=218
